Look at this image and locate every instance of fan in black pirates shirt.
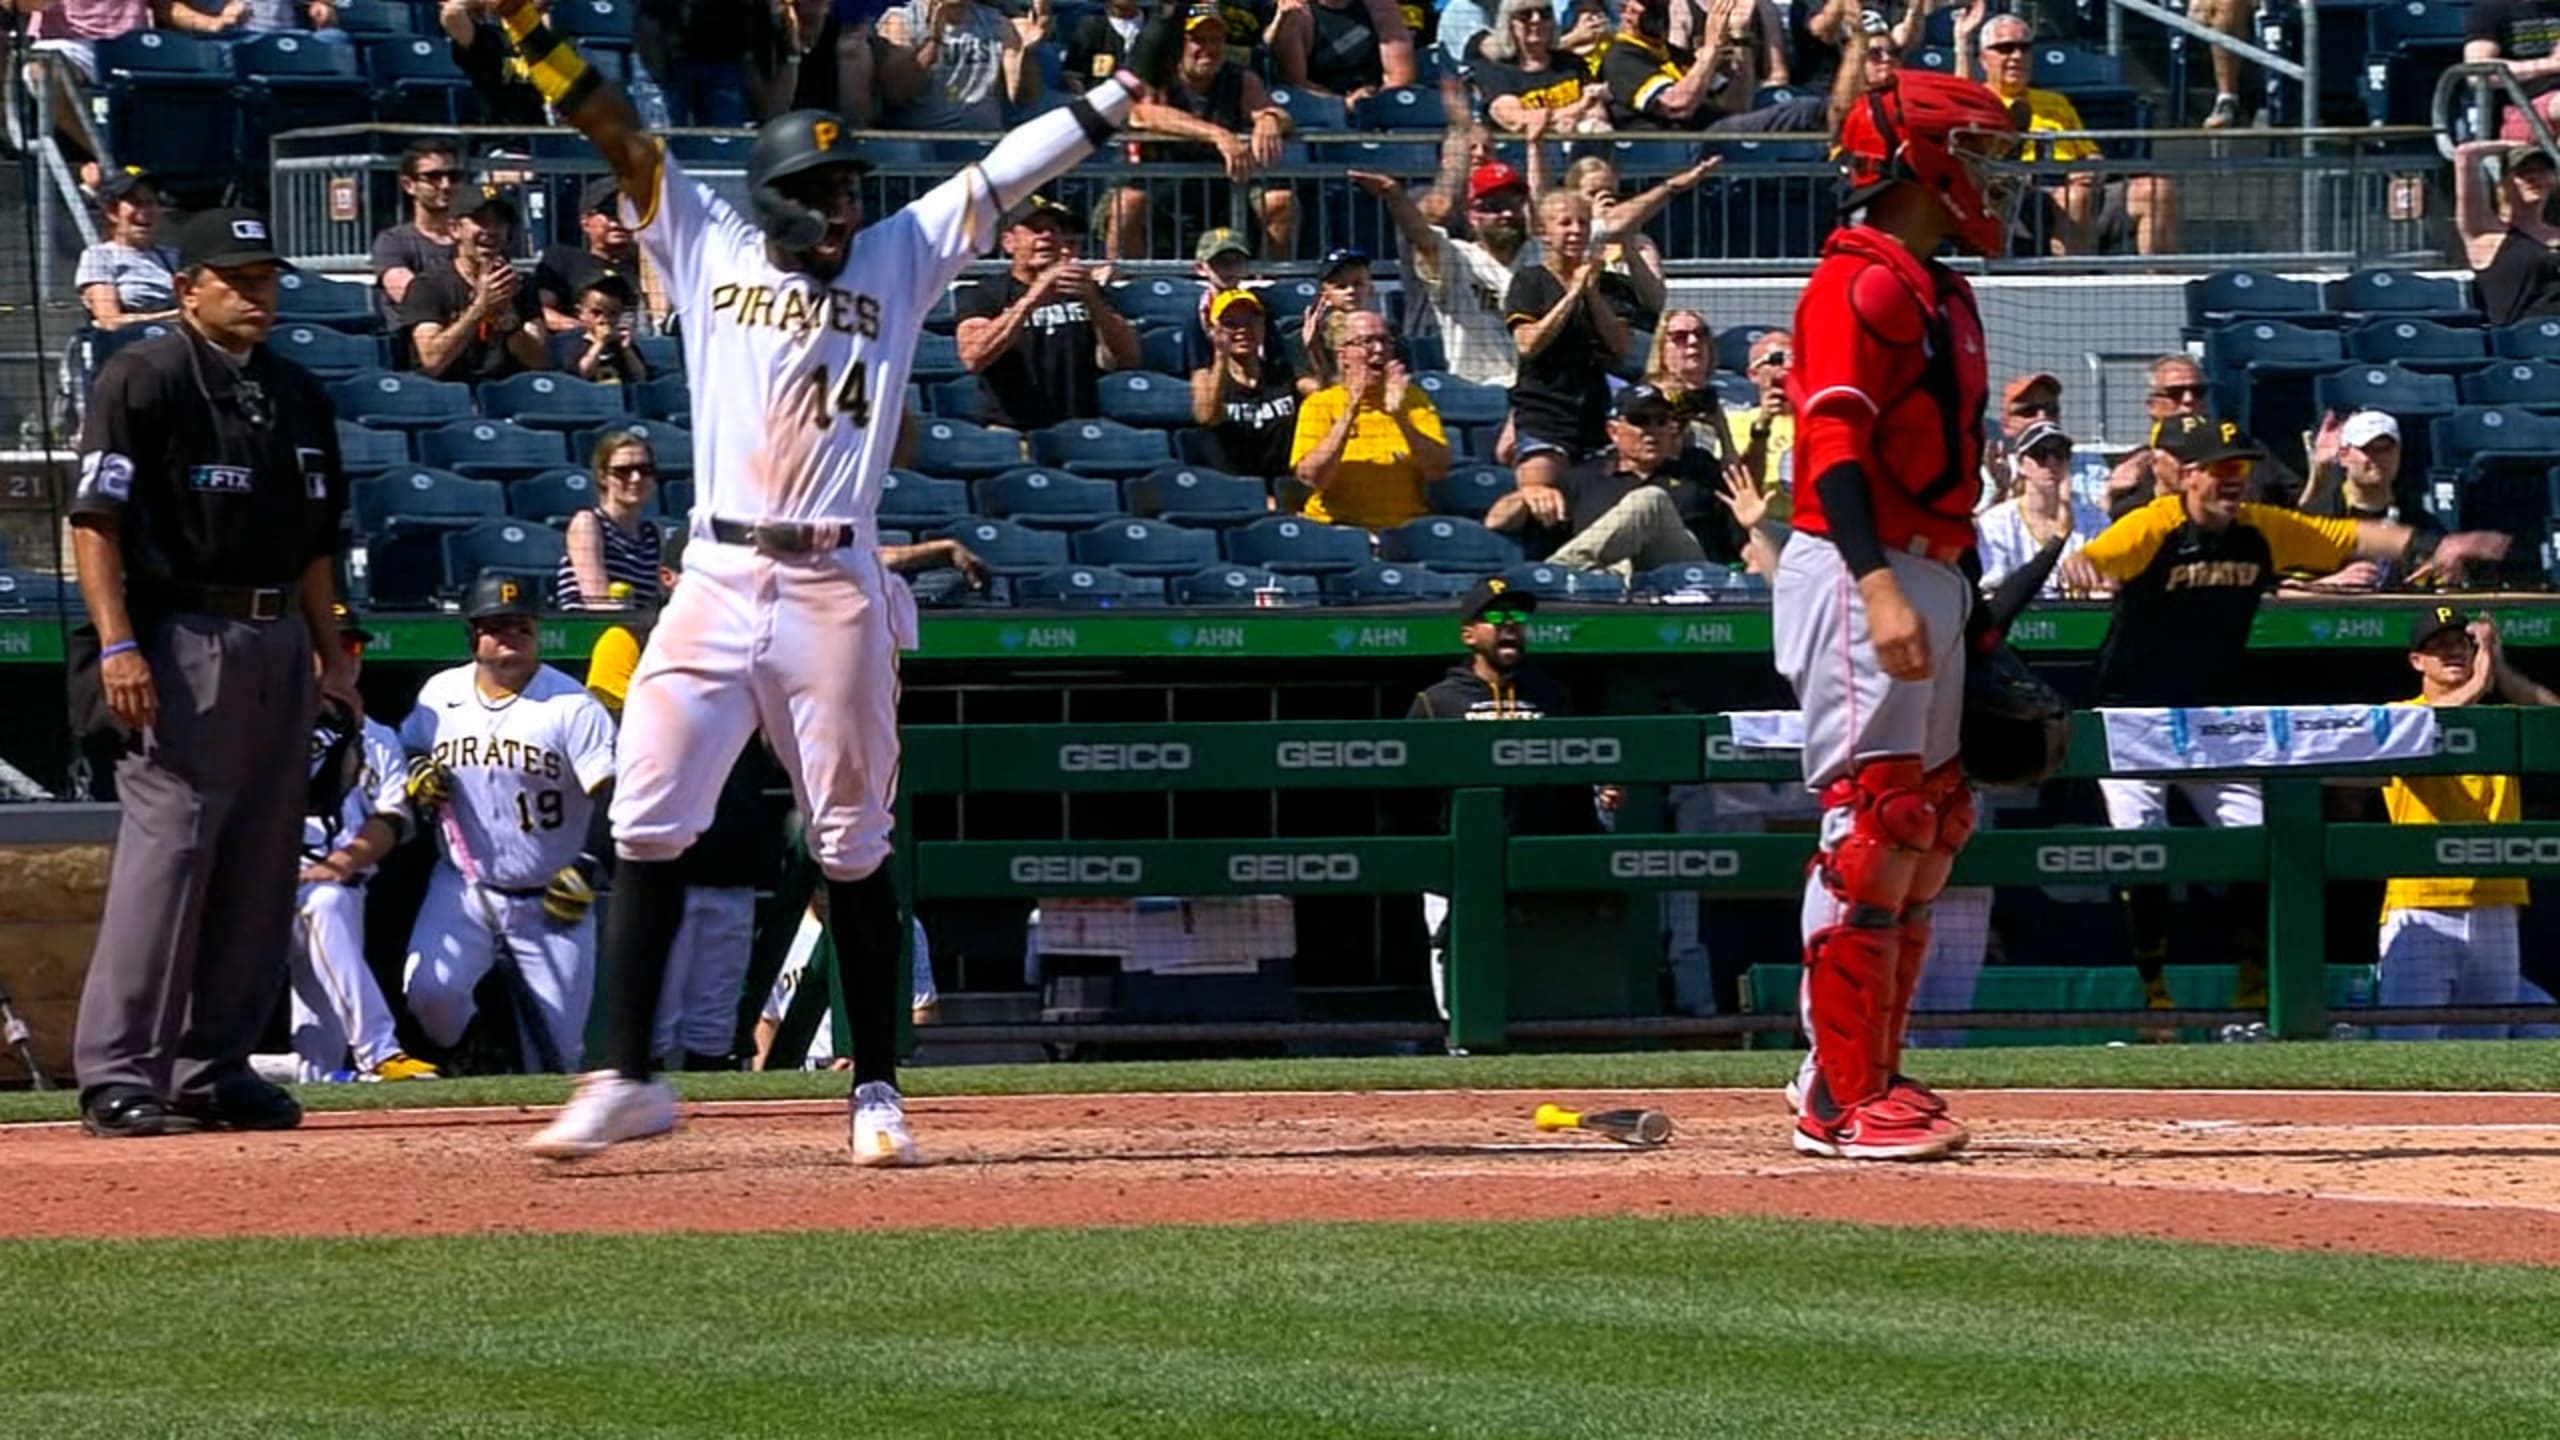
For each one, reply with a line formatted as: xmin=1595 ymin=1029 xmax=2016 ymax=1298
xmin=952 ymin=194 xmax=1141 ymax=430
xmin=1502 ymin=188 xmax=1638 ymax=495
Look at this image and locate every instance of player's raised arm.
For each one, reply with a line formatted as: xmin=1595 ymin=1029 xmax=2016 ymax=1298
xmin=477 ymin=0 xmax=660 ymax=208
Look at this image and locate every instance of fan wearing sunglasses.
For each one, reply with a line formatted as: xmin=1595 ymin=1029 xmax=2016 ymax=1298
xmin=558 ymin=430 xmax=665 ymax=611
xmin=373 ymin=137 xmax=465 ymax=315
xmin=1962 ymin=8 xmax=2176 ymax=256
xmin=2101 ymin=354 xmax=2293 ymax=517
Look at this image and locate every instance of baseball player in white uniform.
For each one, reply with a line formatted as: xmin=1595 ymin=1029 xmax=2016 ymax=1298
xmin=495 ymin=0 xmax=1188 ymax=1160
xmin=290 ymin=607 xmax=438 ymax=1083
xmin=401 ymin=573 xmax=618 ymax=1073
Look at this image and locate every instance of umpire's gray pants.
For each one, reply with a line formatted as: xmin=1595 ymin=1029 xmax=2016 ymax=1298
xmin=75 ymin=611 xmax=314 ymax=1103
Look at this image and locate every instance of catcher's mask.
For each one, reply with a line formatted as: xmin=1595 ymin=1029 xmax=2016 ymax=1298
xmin=1838 ymin=70 xmax=2024 ymax=256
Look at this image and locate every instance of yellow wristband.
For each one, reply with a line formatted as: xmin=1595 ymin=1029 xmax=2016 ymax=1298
xmin=495 ymin=0 xmax=541 ymax=45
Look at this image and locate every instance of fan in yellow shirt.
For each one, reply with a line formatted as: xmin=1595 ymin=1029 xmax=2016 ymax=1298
xmin=2376 ymin=605 xmax=2560 ymax=1040
xmin=1289 ymin=310 xmax=1450 ymax=530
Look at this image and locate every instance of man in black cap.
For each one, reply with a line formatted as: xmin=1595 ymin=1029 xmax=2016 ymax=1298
xmin=953 ymin=192 xmax=1140 ymax=430
xmin=536 ymin=174 xmax=643 ymax=334
xmin=401 ymin=186 xmax=550 ymax=382
xmin=1481 ymin=382 xmax=1750 ymax=574
xmin=68 ymin=206 xmax=358 ymax=1138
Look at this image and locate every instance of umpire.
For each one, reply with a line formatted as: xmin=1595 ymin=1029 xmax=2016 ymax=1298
xmin=68 ymin=208 xmax=359 ymax=1139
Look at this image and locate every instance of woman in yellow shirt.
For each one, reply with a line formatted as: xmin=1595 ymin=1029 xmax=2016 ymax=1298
xmin=1290 ymin=310 xmax=1450 ymax=529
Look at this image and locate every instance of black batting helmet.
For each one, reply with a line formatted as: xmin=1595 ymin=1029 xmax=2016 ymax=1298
xmin=463 ymin=571 xmax=539 ymax=623
xmin=749 ymin=110 xmax=872 ymax=250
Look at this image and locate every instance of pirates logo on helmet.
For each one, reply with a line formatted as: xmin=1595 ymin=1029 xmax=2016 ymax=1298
xmin=748 ymin=109 xmax=875 ymax=251
xmin=1836 ymin=70 xmax=2021 ymax=257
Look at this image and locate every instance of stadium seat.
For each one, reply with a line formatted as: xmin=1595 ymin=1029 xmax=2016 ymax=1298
xmin=351 ymin=466 xmax=503 ymax=537
xmin=232 ymin=33 xmax=372 ymax=168
xmin=925 ymin=286 xmax=969 ymax=334
xmin=1430 ymin=464 xmax=1515 ymax=519
xmin=2432 ymin=410 xmax=2560 ymax=579
xmin=364 ymin=36 xmax=473 ymax=125
xmin=881 ymin=468 xmax=970 ymax=530
xmin=1138 ymin=325 xmax=1198 ymax=377
xmin=481 ymin=372 xmax=625 ymax=431
xmin=1222 ymin=515 xmax=1372 ymax=575
xmin=1716 ymin=324 xmax=1782 ymax=376
xmin=441 ymin=522 xmax=566 ymax=601
xmin=1257 ymin=279 xmax=1321 ymax=328
xmin=1337 ymin=137 xmax=1439 ymax=177
xmin=270 ymin=326 xmax=381 ymax=381
xmin=1498 ymin=561 xmax=1625 ymax=603
xmin=330 ymin=371 xmax=472 ymax=431
xmin=655 ymin=478 xmax=693 ymax=518
xmin=1409 ymin=372 xmax=1507 ymax=429
xmin=925 ymin=378 xmax=986 ymax=422
xmin=912 ymin=419 xmax=1024 ymax=480
xmin=1112 ymin=278 xmax=1208 ymax=330
xmin=508 ymin=466 xmax=597 ymax=524
xmin=1126 ymin=465 xmax=1269 ymax=526
xmin=97 ymin=32 xmax=236 ymax=187
xmin=632 ymin=334 xmax=681 ymax=375
xmin=1353 ymin=83 xmax=1441 ymax=129
xmin=1171 ymin=564 xmax=1313 ymax=606
xmin=419 ymin=419 xmax=569 ymax=480
xmin=665 ymin=133 xmax=754 ymax=167
xmin=1098 ymin=371 xmax=1197 ymax=429
xmin=912 ymin=333 xmax=966 ymax=384
xmin=2204 ymin=320 xmax=2346 ymax=433
xmin=1632 ymin=561 xmax=1755 ymax=599
xmin=0 ymin=569 xmax=68 ymax=612
xmin=1323 ymin=561 xmax=1452 ymax=604
xmin=2328 ymin=270 xmax=2475 ymax=324
xmin=1070 ymin=517 xmax=1221 ymax=576
xmin=548 ymin=0 xmax=633 ymax=41
xmin=979 ymin=466 xmax=1122 ymax=527
xmin=1012 ymin=564 xmax=1167 ymax=607
xmin=2314 ymin=363 xmax=2458 ymax=422
xmin=932 ymin=519 xmax=1069 ymax=576
xmin=2345 ymin=318 xmax=2487 ymax=370
xmin=2460 ymin=360 xmax=2560 ymax=410
xmin=1403 ymin=332 xmax=1449 ymax=374
xmin=333 ymin=0 xmax=413 ymax=38
xmin=579 ymin=419 xmax=692 ymax=478
xmin=2184 ymin=270 xmax=2328 ymax=336
xmin=2431 ymin=406 xmax=2560 ymax=472
xmin=274 ymin=271 xmax=383 ymax=332
xmin=1376 ymin=516 xmax=1521 ymax=574
xmin=1266 ymin=86 xmax=1348 ymax=132
xmin=335 ymin=421 xmax=411 ymax=477
xmin=2493 ymin=318 xmax=2560 ymax=360
xmin=1031 ymin=419 xmax=1174 ymax=479
xmin=633 ymin=374 xmax=689 ymax=421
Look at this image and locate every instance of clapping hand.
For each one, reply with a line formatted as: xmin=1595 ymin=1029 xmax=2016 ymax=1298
xmin=1716 ymin=462 xmax=1767 ymax=530
xmin=1381 ymin=357 xmax=1412 ymax=412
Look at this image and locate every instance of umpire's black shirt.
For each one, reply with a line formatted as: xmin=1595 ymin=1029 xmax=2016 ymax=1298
xmin=69 ymin=326 xmax=347 ymax=588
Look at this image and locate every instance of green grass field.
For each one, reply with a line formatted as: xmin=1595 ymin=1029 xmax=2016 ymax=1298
xmin=7 ymin=1218 xmax=2554 ymax=1439
xmin=8 ymin=1039 xmax=2560 ymax=1125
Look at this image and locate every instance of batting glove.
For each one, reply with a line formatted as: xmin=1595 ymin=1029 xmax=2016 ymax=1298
xmin=542 ymin=862 xmax=597 ymax=926
xmin=404 ymin=753 xmax=451 ymax=812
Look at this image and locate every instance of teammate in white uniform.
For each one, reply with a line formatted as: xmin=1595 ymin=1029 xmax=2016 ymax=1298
xmin=492 ymin=0 xmax=1189 ymax=1160
xmin=290 ymin=607 xmax=438 ymax=1083
xmin=401 ymin=573 xmax=618 ymax=1072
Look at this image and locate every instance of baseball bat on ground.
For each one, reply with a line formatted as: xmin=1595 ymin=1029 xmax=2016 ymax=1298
xmin=1534 ymin=1103 xmax=1673 ymax=1147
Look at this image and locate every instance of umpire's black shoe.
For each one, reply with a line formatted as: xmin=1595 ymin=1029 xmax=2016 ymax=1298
xmin=170 ymin=1075 xmax=303 ymax=1132
xmin=79 ymin=1086 xmax=168 ymax=1139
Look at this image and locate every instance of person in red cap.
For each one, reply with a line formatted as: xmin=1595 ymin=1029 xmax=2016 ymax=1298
xmin=1352 ymin=158 xmax=1536 ymax=386
xmin=1770 ymin=69 xmax=2018 ymax=1162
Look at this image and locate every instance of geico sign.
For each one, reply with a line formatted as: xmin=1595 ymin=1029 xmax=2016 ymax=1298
xmin=1490 ymin=736 xmax=1621 ymax=766
xmin=1227 ymin=853 xmax=1362 ymax=883
xmin=1056 ymin=742 xmax=1192 ymax=773
xmin=1275 ymin=739 xmax=1408 ymax=770
xmin=2035 ymin=843 xmax=2170 ymax=874
xmin=1610 ymin=848 xmax=1743 ymax=879
xmin=1008 ymin=855 xmax=1143 ymax=885
xmin=2435 ymin=835 xmax=2560 ymax=868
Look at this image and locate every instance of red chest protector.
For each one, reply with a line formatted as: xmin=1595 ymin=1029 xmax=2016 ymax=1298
xmin=1785 ymin=225 xmax=1988 ymax=559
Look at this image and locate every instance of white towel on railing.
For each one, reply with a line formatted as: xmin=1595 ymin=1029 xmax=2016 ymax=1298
xmin=2097 ymin=705 xmax=2439 ymax=773
xmin=1726 ymin=710 xmax=1805 ymax=750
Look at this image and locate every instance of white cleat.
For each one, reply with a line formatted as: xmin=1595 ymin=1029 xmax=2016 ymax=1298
xmin=526 ymin=1072 xmax=678 ymax=1159
xmin=849 ymin=1080 xmax=920 ymax=1167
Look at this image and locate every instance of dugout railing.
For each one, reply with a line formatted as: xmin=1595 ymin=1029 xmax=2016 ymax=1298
xmin=814 ymin=705 xmax=2560 ymax=1060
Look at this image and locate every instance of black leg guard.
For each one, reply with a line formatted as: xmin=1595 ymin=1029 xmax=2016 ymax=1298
xmin=826 ymin=866 xmax=904 ymax=1089
xmin=602 ymin=858 xmax=688 ymax=1080
xmin=680 ymin=1049 xmax=737 ymax=1071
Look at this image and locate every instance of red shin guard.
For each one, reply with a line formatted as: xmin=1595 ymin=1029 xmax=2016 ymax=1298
xmin=1803 ymin=758 xmax=1938 ymax=1108
xmin=1880 ymin=763 xmax=1975 ymax=1077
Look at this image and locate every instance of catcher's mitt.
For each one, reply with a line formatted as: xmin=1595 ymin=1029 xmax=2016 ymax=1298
xmin=1960 ymin=535 xmax=2072 ymax=788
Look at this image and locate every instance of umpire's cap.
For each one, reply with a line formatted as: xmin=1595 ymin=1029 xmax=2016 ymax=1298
xmin=749 ymin=110 xmax=874 ymax=193
xmin=463 ymin=571 xmax=539 ymax=623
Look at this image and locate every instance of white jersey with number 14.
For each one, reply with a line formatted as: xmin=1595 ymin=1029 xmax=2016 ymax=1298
xmin=628 ymin=150 xmax=1000 ymax=525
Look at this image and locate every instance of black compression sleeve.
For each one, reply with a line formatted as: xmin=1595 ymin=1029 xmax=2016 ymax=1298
xmin=1067 ymin=97 xmax=1114 ymax=148
xmin=1811 ymin=461 xmax=1891 ymax=579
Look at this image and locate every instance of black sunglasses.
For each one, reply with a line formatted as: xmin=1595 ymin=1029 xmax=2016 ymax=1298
xmin=606 ymin=462 xmax=658 ymax=478
xmin=410 ymin=168 xmax=463 ymax=184
xmin=1983 ymin=39 xmax=2031 ymax=54
xmin=2151 ymin=383 xmax=2209 ymax=402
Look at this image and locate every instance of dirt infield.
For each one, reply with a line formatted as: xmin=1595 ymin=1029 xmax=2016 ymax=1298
xmin=8 ymin=1088 xmax=2559 ymax=1263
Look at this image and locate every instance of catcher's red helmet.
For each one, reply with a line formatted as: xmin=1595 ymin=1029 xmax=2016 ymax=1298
xmin=1837 ymin=70 xmax=2021 ymax=256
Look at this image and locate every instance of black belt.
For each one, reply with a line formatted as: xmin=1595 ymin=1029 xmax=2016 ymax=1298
xmin=480 ymin=881 xmax=550 ymax=899
xmin=708 ymin=518 xmax=858 ymax=555
xmin=145 ymin=581 xmax=292 ymax=622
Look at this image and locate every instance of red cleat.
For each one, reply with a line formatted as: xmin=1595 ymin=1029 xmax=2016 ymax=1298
xmin=1793 ymin=1078 xmax=1970 ymax=1161
xmin=1886 ymin=1072 xmax=1948 ymax=1117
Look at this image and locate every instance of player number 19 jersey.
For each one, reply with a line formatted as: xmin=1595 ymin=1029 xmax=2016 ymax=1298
xmin=400 ymin=664 xmax=618 ymax=888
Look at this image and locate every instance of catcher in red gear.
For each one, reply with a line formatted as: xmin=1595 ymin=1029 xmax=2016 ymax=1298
xmin=1772 ymin=70 xmax=2020 ymax=1162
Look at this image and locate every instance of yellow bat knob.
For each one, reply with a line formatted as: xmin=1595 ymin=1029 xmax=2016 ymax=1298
xmin=1533 ymin=1103 xmax=1581 ymax=1132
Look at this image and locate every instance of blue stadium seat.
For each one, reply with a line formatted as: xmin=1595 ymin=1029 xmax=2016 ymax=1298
xmin=632 ymin=334 xmax=681 ymax=375
xmin=1410 ymin=372 xmax=1507 ymax=428
xmin=1498 ymin=561 xmax=1625 ymax=603
xmin=363 ymin=36 xmax=472 ymax=125
xmin=548 ymin=0 xmax=633 ymax=41
xmin=665 ymin=133 xmax=754 ymax=167
xmin=1111 ymin=278 xmax=1208 ymax=330
xmin=2204 ymin=320 xmax=2346 ymax=432
xmin=1632 ymin=561 xmax=1755 ymax=599
xmin=912 ymin=333 xmax=966 ymax=384
xmin=2494 ymin=318 xmax=2560 ymax=360
xmin=1223 ymin=515 xmax=1372 ymax=575
xmin=274 ymin=272 xmax=383 ymax=333
xmin=2345 ymin=318 xmax=2487 ymax=370
xmin=508 ymin=466 xmax=597 ymax=524
xmin=979 ymin=466 xmax=1122 ymax=528
xmin=933 ymin=519 xmax=1069 ymax=576
xmin=881 ymin=469 xmax=970 ymax=529
xmin=1266 ymin=86 xmax=1347 ymax=132
xmin=1126 ymin=465 xmax=1268 ymax=526
xmin=82 ymin=323 xmax=177 ymax=382
xmin=335 ymin=421 xmax=410 ymax=476
xmin=481 ymin=372 xmax=625 ymax=431
xmin=330 ymin=371 xmax=472 ymax=431
xmin=633 ymin=374 xmax=689 ymax=421
xmin=334 ymin=0 xmax=413 ymax=38
xmin=2365 ymin=1 xmax=2470 ymax=126
xmin=1353 ymin=83 xmax=1441 ymax=129
xmin=1258 ymin=279 xmax=1321 ymax=328
xmin=441 ymin=524 xmax=566 ymax=601
xmin=2460 ymin=360 xmax=2560 ymax=409
xmin=232 ymin=32 xmax=372 ymax=166
xmin=2328 ymin=269 xmax=2475 ymax=324
xmin=1098 ymin=371 xmax=1197 ymax=429
xmin=1138 ymin=325 xmax=1197 ymax=377
xmin=925 ymin=286 xmax=969 ymax=334
xmin=912 ymin=419 xmax=1023 ymax=480
xmin=419 ymin=419 xmax=569 ymax=480
xmin=1430 ymin=464 xmax=1515 ymax=519
xmin=579 ymin=419 xmax=692 ymax=478
xmin=656 ymin=478 xmax=693 ymax=518
xmin=1403 ymin=333 xmax=1448 ymax=374
xmin=2431 ymin=406 xmax=2560 ymax=470
xmin=97 ymin=31 xmax=237 ymax=185
xmin=1376 ymin=516 xmax=1521 ymax=574
xmin=1171 ymin=564 xmax=1314 ymax=606
xmin=1070 ymin=517 xmax=1221 ymax=576
xmin=1013 ymin=564 xmax=1168 ymax=608
xmin=0 ymin=569 xmax=68 ymax=613
xmin=1715 ymin=324 xmax=1782 ymax=376
xmin=1030 ymin=419 xmax=1174 ymax=478
xmin=925 ymin=378 xmax=986 ymax=422
xmin=270 ymin=325 xmax=381 ymax=381
xmin=351 ymin=466 xmax=502 ymax=537
xmin=2184 ymin=270 xmax=2328 ymax=336
xmin=1712 ymin=371 xmax=1759 ymax=410
xmin=1323 ymin=561 xmax=1450 ymax=604
xmin=2314 ymin=363 xmax=2459 ymax=423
